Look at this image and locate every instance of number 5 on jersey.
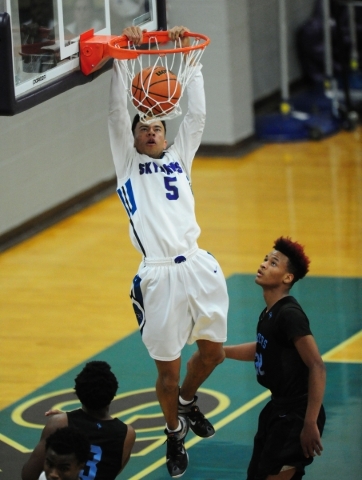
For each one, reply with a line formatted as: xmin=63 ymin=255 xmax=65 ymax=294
xmin=164 ymin=177 xmax=179 ymax=200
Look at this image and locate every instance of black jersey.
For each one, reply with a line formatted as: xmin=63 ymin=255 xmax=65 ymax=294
xmin=255 ymin=296 xmax=312 ymax=398
xmin=67 ymin=409 xmax=128 ymax=480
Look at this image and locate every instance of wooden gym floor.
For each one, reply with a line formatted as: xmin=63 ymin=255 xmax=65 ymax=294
xmin=0 ymin=126 xmax=361 ymax=478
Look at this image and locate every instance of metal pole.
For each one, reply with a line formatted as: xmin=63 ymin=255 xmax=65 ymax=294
xmin=323 ymin=0 xmax=333 ymax=78
xmin=278 ymin=0 xmax=289 ymax=103
xmin=348 ymin=3 xmax=359 ymax=68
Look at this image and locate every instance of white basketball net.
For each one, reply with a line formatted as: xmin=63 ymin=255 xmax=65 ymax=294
xmin=116 ymin=35 xmax=207 ymax=122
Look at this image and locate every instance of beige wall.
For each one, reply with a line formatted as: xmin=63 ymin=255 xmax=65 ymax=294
xmin=0 ymin=73 xmax=114 ymax=236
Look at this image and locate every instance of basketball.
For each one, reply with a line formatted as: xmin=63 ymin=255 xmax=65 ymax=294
xmin=131 ymin=66 xmax=182 ymax=116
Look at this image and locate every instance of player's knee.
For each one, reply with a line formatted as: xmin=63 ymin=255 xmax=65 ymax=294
xmin=209 ymin=349 xmax=225 ymax=366
xmin=197 ymin=344 xmax=225 ymax=367
xmin=157 ymin=370 xmax=180 ymax=393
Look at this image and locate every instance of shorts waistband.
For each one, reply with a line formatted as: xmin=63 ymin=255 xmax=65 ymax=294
xmin=271 ymin=393 xmax=308 ymax=406
xmin=143 ymin=245 xmax=199 ymax=266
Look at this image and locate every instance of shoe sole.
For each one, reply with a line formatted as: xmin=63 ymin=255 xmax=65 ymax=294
xmin=189 ymin=429 xmax=215 ymax=438
xmin=188 ymin=420 xmax=215 ymax=438
xmin=168 ymin=452 xmax=189 ymax=478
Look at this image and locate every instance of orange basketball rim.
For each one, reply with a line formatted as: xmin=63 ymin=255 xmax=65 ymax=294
xmin=79 ymin=29 xmax=210 ymax=121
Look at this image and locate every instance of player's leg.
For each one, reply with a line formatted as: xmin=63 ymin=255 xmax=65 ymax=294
xmin=180 ymin=339 xmax=225 ymax=400
xmin=181 ymin=249 xmax=228 ymax=399
xmin=178 ymin=249 xmax=228 ymax=438
xmin=155 ymin=357 xmax=181 ymax=430
xmin=178 ymin=340 xmax=224 ymax=438
xmin=155 ymin=358 xmax=189 ymax=478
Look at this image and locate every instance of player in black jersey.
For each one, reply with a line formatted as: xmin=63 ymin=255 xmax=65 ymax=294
xmin=43 ymin=427 xmax=90 ymax=480
xmin=224 ymin=237 xmax=326 ymax=480
xmin=22 ymin=361 xmax=136 ymax=480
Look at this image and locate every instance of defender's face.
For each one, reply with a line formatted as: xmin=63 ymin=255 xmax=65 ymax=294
xmin=133 ymin=120 xmax=167 ymax=159
xmin=44 ymin=449 xmax=84 ymax=480
xmin=255 ymin=249 xmax=292 ymax=288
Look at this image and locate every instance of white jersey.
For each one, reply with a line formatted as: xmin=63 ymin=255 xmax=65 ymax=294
xmin=108 ymin=60 xmax=206 ymax=259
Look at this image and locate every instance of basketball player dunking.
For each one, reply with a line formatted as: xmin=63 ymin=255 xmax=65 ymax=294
xmin=108 ymin=25 xmax=229 ymax=477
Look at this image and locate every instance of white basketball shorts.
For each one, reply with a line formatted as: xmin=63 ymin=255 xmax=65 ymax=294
xmin=130 ymin=247 xmax=229 ymax=361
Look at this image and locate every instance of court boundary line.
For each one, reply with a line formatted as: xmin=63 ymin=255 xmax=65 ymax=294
xmin=322 ymin=330 xmax=362 ymax=363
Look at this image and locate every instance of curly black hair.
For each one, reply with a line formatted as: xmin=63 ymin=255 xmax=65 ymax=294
xmin=273 ymin=236 xmax=310 ymax=286
xmin=74 ymin=361 xmax=119 ymax=410
xmin=45 ymin=427 xmax=90 ymax=464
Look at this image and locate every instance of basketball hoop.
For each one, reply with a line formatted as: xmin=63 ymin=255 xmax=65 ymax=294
xmin=80 ymin=30 xmax=210 ymax=121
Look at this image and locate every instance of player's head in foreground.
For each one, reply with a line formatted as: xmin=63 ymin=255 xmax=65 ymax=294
xmin=74 ymin=360 xmax=119 ymax=411
xmin=44 ymin=426 xmax=90 ymax=480
xmin=256 ymin=236 xmax=310 ymax=292
xmin=132 ymin=114 xmax=167 ymax=159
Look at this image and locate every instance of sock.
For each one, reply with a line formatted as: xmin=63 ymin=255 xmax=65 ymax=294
xmin=179 ymin=395 xmax=194 ymax=406
xmin=166 ymin=420 xmax=181 ymax=433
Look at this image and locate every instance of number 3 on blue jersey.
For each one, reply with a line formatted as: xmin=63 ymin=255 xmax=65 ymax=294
xmin=80 ymin=445 xmax=101 ymax=480
xmin=164 ymin=177 xmax=179 ymax=200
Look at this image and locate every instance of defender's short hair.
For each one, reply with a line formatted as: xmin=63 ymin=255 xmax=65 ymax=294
xmin=45 ymin=427 xmax=90 ymax=464
xmin=74 ymin=361 xmax=118 ymax=409
xmin=273 ymin=236 xmax=310 ymax=285
xmin=131 ymin=114 xmax=166 ymax=136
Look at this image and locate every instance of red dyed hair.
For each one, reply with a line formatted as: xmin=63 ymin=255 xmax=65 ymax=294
xmin=273 ymin=236 xmax=310 ymax=285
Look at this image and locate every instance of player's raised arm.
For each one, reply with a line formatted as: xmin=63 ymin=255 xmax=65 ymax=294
xmin=170 ymin=27 xmax=205 ymax=173
xmin=108 ymin=27 xmax=144 ymax=179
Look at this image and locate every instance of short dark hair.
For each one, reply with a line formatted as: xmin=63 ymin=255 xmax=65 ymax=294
xmin=273 ymin=236 xmax=310 ymax=285
xmin=74 ymin=361 xmax=118 ymax=410
xmin=45 ymin=427 xmax=90 ymax=464
xmin=131 ymin=114 xmax=166 ymax=136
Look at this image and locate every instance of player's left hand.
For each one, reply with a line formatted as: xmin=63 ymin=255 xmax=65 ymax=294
xmin=300 ymin=421 xmax=323 ymax=458
xmin=45 ymin=409 xmax=63 ymax=416
xmin=168 ymin=26 xmax=190 ymax=48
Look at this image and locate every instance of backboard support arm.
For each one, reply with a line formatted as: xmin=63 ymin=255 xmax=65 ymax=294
xmin=0 ymin=13 xmax=113 ymax=116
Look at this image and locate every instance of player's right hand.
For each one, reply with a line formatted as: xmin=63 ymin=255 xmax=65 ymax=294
xmin=300 ymin=422 xmax=323 ymax=458
xmin=122 ymin=26 xmax=146 ymax=46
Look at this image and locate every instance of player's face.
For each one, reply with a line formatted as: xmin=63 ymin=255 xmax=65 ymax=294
xmin=255 ymin=249 xmax=293 ymax=288
xmin=44 ymin=448 xmax=84 ymax=480
xmin=134 ymin=120 xmax=167 ymax=159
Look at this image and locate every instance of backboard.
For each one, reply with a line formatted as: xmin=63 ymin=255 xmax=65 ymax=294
xmin=0 ymin=0 xmax=167 ymax=115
